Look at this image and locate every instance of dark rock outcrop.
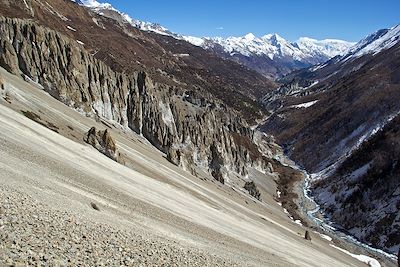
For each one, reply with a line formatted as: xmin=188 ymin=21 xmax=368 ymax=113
xmin=84 ymin=127 xmax=119 ymax=162
xmin=0 ymin=73 xmax=4 ymax=89
xmin=304 ymin=230 xmax=311 ymax=241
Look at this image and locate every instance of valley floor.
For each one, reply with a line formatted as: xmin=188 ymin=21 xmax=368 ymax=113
xmin=0 ymin=67 xmax=370 ymax=266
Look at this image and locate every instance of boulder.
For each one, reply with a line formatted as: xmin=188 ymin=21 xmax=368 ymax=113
xmin=0 ymin=73 xmax=4 ymax=90
xmin=244 ymin=181 xmax=261 ymax=200
xmin=84 ymin=127 xmax=119 ymax=162
xmin=304 ymin=230 xmax=311 ymax=241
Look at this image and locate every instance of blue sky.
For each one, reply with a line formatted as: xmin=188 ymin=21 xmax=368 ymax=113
xmin=103 ymin=0 xmax=400 ymax=42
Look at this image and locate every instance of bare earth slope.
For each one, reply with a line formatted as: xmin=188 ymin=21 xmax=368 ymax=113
xmin=0 ymin=68 xmax=366 ymax=266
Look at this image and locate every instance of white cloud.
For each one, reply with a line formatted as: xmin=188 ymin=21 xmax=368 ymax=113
xmin=216 ymin=26 xmax=224 ymax=30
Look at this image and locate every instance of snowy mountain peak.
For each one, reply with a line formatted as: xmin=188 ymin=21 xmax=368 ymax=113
xmin=263 ymin=33 xmax=285 ymax=43
xmin=342 ymin=24 xmax=400 ymax=61
xmin=296 ymin=37 xmax=356 ymax=59
xmin=196 ymin=33 xmax=354 ymax=63
xmin=244 ymin=33 xmax=256 ymax=41
xmin=72 ymin=0 xmax=113 ymax=10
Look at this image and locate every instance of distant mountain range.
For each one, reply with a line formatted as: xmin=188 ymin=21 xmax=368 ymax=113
xmin=184 ymin=34 xmax=354 ymax=79
xmin=72 ymin=0 xmax=355 ymax=79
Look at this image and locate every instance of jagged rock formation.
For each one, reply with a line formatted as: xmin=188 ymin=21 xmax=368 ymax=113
xmin=0 ymin=17 xmax=276 ymax=184
xmin=243 ymin=181 xmax=261 ymax=200
xmin=84 ymin=127 xmax=119 ymax=162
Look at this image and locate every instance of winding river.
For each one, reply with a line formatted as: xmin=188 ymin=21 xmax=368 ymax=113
xmin=273 ymin=153 xmax=397 ymax=263
xmin=299 ymin=169 xmax=398 ymax=262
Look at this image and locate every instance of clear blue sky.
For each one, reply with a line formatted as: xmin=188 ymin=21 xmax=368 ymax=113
xmin=103 ymin=0 xmax=400 ymax=42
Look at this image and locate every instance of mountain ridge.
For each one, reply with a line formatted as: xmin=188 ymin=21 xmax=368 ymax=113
xmin=71 ymin=0 xmax=355 ymax=79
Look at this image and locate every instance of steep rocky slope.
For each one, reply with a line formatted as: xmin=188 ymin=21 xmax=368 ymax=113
xmin=262 ymin=26 xmax=400 ymax=173
xmin=0 ymin=65 xmax=373 ymax=266
xmin=261 ymin=24 xmax=400 ymax=254
xmin=312 ymin=114 xmax=400 ymax=254
xmin=0 ymin=16 xmax=278 ymax=185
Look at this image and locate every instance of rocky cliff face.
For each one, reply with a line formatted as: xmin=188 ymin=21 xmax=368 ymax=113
xmin=0 ymin=17 xmax=275 ymax=182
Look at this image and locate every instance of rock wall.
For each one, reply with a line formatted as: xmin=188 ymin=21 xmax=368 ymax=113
xmin=0 ymin=17 xmax=274 ymax=182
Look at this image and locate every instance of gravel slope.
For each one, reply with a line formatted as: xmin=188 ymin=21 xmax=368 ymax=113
xmin=0 ymin=68 xmax=365 ymax=266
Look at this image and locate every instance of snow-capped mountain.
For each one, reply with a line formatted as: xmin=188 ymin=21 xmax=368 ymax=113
xmin=182 ymin=34 xmax=354 ymax=78
xmin=185 ymin=34 xmax=354 ymax=62
xmin=295 ymin=37 xmax=354 ymax=61
xmin=72 ymin=0 xmax=354 ymax=78
xmin=184 ymin=33 xmax=305 ymax=60
xmin=341 ymin=24 xmax=400 ymax=61
xmin=72 ymin=0 xmax=176 ymax=36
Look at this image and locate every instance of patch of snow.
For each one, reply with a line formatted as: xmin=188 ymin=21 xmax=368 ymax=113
xmin=76 ymin=40 xmax=84 ymax=45
xmin=294 ymin=220 xmax=303 ymax=226
xmin=173 ymin=53 xmax=190 ymax=57
xmin=67 ymin=26 xmax=76 ymax=32
xmin=276 ymin=190 xmax=281 ymax=198
xmin=330 ymin=244 xmax=381 ymax=267
xmin=283 ymin=208 xmax=294 ymax=220
xmin=317 ymin=232 xmax=333 ymax=241
xmin=290 ymin=100 xmax=318 ymax=109
xmin=182 ymin=36 xmax=205 ymax=46
xmin=311 ymin=63 xmax=328 ymax=71
xmin=283 ymin=208 xmax=289 ymax=214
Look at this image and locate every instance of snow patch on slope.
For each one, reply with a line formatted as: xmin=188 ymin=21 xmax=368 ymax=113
xmin=290 ymin=100 xmax=318 ymax=109
xmin=330 ymin=244 xmax=381 ymax=267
